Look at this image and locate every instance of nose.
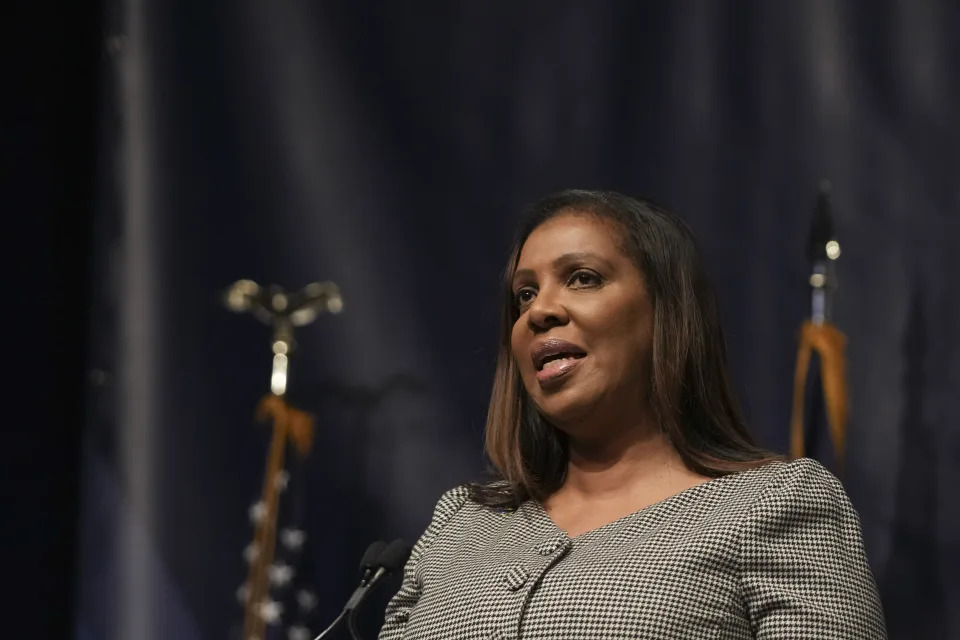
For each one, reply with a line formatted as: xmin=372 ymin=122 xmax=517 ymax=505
xmin=526 ymin=286 xmax=568 ymax=332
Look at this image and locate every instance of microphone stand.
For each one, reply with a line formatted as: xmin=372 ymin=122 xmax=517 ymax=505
xmin=313 ymin=540 xmax=411 ymax=640
xmin=313 ymin=567 xmax=387 ymax=640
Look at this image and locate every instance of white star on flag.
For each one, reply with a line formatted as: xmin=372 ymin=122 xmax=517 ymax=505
xmin=248 ymin=501 xmax=267 ymax=524
xmin=287 ymin=625 xmax=310 ymax=640
xmin=258 ymin=599 xmax=283 ymax=625
xmin=280 ymin=528 xmax=306 ymax=551
xmin=296 ymin=589 xmax=317 ymax=612
xmin=274 ymin=470 xmax=290 ymax=491
xmin=269 ymin=562 xmax=295 ymax=586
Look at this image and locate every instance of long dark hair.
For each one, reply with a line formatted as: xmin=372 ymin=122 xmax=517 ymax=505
xmin=472 ymin=189 xmax=780 ymax=508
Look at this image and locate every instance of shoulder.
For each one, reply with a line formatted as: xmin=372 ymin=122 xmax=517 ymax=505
xmin=753 ymin=457 xmax=847 ymax=505
xmin=724 ymin=457 xmax=843 ymax=497
xmin=405 ymin=486 xmax=472 ymax=564
xmin=734 ymin=461 xmax=885 ymax=635
xmin=736 ymin=458 xmax=860 ymax=532
xmin=419 ymin=483 xmax=507 ymax=538
xmin=408 ymin=484 xmax=501 ymax=569
xmin=702 ymin=458 xmax=854 ymax=531
xmin=428 ymin=485 xmax=472 ymax=524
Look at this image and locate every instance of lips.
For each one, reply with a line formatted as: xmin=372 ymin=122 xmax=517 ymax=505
xmin=531 ymin=338 xmax=586 ymax=386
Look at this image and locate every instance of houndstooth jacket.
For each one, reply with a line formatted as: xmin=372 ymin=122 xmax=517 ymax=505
xmin=378 ymin=458 xmax=886 ymax=639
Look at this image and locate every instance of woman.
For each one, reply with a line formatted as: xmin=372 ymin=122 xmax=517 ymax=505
xmin=379 ymin=190 xmax=886 ymax=639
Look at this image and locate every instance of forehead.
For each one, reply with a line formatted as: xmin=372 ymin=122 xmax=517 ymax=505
xmin=516 ymin=212 xmax=628 ymax=267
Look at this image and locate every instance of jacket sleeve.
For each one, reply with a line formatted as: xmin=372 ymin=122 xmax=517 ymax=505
xmin=378 ymin=486 xmax=470 ymax=640
xmin=739 ymin=459 xmax=887 ymax=639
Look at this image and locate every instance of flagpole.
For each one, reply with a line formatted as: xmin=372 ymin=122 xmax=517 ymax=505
xmin=789 ymin=182 xmax=849 ymax=475
xmin=224 ymin=279 xmax=343 ymax=640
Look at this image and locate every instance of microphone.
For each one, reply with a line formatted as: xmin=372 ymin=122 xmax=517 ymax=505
xmin=313 ymin=538 xmax=411 ymax=640
xmin=359 ymin=540 xmax=386 ymax=586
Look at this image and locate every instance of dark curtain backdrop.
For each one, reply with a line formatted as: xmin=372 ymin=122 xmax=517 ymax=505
xmin=5 ymin=3 xmax=99 ymax=640
xmin=75 ymin=2 xmax=959 ymax=639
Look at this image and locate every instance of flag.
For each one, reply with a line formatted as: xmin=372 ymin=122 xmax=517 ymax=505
xmin=234 ymin=395 xmax=322 ymax=640
xmin=790 ymin=321 xmax=849 ymax=471
xmin=789 ymin=183 xmax=849 ymax=475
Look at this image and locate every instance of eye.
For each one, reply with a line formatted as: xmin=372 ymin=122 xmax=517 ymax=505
xmin=513 ymin=287 xmax=537 ymax=311
xmin=568 ymin=269 xmax=602 ymax=288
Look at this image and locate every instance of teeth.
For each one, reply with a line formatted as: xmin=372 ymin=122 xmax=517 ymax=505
xmin=542 ymin=357 xmax=577 ymax=371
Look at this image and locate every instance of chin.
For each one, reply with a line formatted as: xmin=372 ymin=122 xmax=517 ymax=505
xmin=531 ymin=389 xmax=598 ymax=431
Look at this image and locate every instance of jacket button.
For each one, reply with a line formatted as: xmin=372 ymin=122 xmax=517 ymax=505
xmin=501 ymin=564 xmax=529 ymax=591
xmin=536 ymin=533 xmax=569 ymax=555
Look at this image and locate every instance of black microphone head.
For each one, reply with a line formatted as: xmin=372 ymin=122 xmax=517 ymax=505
xmin=360 ymin=540 xmax=387 ymax=574
xmin=377 ymin=538 xmax=412 ymax=573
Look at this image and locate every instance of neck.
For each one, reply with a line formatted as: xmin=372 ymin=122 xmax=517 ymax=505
xmin=561 ymin=425 xmax=683 ymax=498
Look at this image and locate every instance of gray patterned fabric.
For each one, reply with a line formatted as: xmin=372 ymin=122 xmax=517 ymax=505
xmin=379 ymin=458 xmax=886 ymax=639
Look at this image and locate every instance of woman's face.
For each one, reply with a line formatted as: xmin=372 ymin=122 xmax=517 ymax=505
xmin=510 ymin=212 xmax=654 ymax=436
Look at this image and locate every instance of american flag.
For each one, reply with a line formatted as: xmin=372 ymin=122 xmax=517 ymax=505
xmin=233 ymin=396 xmax=322 ymax=640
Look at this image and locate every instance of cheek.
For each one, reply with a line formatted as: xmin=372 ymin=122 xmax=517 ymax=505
xmin=509 ymin=321 xmax=528 ymax=371
xmin=591 ymin=306 xmax=653 ymax=371
xmin=620 ymin=323 xmax=654 ymax=379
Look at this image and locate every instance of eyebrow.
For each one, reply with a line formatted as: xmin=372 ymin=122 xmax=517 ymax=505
xmin=512 ymin=251 xmax=613 ymax=286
